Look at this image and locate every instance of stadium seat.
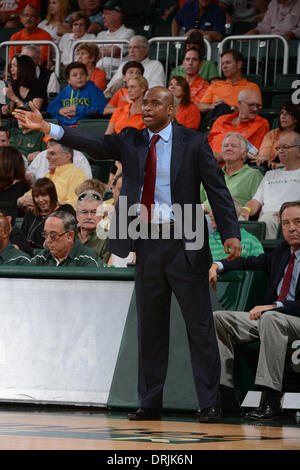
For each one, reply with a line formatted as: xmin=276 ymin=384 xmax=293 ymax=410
xmin=77 ymin=118 xmax=109 ymax=134
xmin=274 ymin=74 xmax=300 ymax=93
xmin=271 ymin=93 xmax=291 ymax=110
xmin=76 ymin=119 xmax=112 ymax=182
xmin=238 ymin=220 xmax=266 ymax=241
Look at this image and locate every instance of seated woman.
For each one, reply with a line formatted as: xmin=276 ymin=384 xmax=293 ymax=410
xmin=21 ymin=177 xmax=75 ymax=250
xmin=0 ymin=146 xmax=29 ymax=217
xmin=2 ymin=55 xmax=44 ymax=115
xmin=105 ymin=75 xmax=148 ymax=135
xmin=77 ymin=43 xmax=107 ymax=91
xmin=168 ymin=75 xmax=201 ymax=130
xmin=59 ymin=11 xmax=95 ymax=67
xmin=257 ymin=101 xmax=300 ymax=166
xmin=38 ymin=0 xmax=71 ymax=44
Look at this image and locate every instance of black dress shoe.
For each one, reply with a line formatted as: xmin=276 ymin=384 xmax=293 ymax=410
xmin=198 ymin=407 xmax=222 ymax=423
xmin=128 ymin=407 xmax=161 ymax=421
xmin=245 ymin=403 xmax=282 ymax=421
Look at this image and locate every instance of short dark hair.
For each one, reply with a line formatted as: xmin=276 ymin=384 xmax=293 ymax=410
xmin=122 ymin=61 xmax=144 ymax=75
xmin=183 ymin=47 xmax=201 ymax=61
xmin=221 ymin=48 xmax=244 ymax=64
xmin=32 ymin=178 xmax=58 ymax=216
xmin=279 ymin=101 xmax=300 ymax=133
xmin=65 ymin=61 xmax=87 ymax=79
xmin=280 ymin=200 xmax=300 ymax=218
xmin=48 ymin=210 xmax=77 ymax=233
xmin=22 ymin=4 xmax=40 ymax=16
xmin=185 ymin=31 xmax=205 ymax=58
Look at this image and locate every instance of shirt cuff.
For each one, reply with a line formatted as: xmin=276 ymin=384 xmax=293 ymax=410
xmin=216 ymin=262 xmax=223 ymax=272
xmin=48 ymin=123 xmax=64 ymax=140
xmin=275 ymin=301 xmax=283 ymax=308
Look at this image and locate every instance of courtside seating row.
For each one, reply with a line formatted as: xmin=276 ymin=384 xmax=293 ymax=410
xmin=0 ymin=262 xmax=298 ymax=408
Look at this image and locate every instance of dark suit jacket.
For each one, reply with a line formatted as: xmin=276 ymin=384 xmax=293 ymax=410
xmin=61 ymin=123 xmax=240 ymax=272
xmin=221 ymin=241 xmax=300 ymax=317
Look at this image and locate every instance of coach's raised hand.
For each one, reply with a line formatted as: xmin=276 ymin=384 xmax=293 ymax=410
xmin=13 ymin=101 xmax=51 ymax=135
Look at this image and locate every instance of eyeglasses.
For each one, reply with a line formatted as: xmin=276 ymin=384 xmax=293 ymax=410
xmin=42 ymin=231 xmax=69 ymax=241
xmin=78 ymin=209 xmax=98 ymax=216
xmin=240 ymin=101 xmax=262 ymax=109
xmin=275 ymin=144 xmax=300 ymax=152
xmin=21 ymin=13 xmax=39 ymax=18
xmin=78 ymin=192 xmax=102 ymax=201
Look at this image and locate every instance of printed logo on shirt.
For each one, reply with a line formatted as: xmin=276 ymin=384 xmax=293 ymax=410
xmin=62 ymin=97 xmax=91 ymax=107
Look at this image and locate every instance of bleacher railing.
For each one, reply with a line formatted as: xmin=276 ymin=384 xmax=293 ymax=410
xmin=0 ymin=40 xmax=60 ymax=80
xmin=148 ymin=36 xmax=212 ymax=85
xmin=71 ymin=39 xmax=130 ymax=80
xmin=297 ymin=41 xmax=300 ymax=75
xmin=218 ymin=35 xmax=289 ymax=86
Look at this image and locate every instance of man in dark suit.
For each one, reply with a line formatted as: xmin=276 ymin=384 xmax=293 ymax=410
xmin=209 ymin=200 xmax=300 ymax=421
xmin=13 ymin=87 xmax=241 ymax=422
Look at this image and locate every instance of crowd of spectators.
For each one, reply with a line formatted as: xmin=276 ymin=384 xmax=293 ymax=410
xmin=0 ymin=0 xmax=299 ymax=423
xmin=0 ymin=0 xmax=299 ymax=268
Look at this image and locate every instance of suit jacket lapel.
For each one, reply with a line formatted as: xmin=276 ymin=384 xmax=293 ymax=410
xmin=170 ymin=124 xmax=186 ymax=192
xmin=135 ymin=128 xmax=150 ymax=188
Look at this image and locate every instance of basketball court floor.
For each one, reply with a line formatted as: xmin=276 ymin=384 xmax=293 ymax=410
xmin=0 ymin=404 xmax=299 ymax=451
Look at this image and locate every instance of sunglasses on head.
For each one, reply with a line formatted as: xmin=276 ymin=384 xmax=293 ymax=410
xmin=78 ymin=191 xmax=102 ymax=201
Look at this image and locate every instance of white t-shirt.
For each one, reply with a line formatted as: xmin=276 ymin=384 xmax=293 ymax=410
xmin=96 ymin=25 xmax=135 ymax=79
xmin=253 ymin=167 xmax=300 ymax=214
xmin=38 ymin=20 xmax=60 ymax=44
xmin=59 ymin=32 xmax=95 ymax=65
xmin=27 ymin=149 xmax=92 ymax=181
xmin=105 ymin=56 xmax=166 ymax=93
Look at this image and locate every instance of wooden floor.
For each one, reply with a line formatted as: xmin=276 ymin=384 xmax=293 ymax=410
xmin=0 ymin=405 xmax=299 ymax=451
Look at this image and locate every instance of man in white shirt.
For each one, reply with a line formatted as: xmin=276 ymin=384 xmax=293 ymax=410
xmin=96 ymin=0 xmax=134 ymax=79
xmin=104 ymin=35 xmax=166 ymax=98
xmin=240 ymin=132 xmax=300 ymax=238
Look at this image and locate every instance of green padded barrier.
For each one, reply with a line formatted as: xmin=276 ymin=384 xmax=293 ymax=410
xmin=107 ymin=270 xmax=269 ymax=410
xmin=0 ymin=265 xmax=135 ymax=281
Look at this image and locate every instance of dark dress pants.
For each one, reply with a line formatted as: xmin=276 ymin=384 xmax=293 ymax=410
xmin=134 ymin=234 xmax=221 ymax=410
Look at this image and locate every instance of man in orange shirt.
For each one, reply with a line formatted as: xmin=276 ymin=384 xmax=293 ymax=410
xmin=182 ymin=48 xmax=209 ymax=106
xmin=208 ymin=89 xmax=269 ymax=162
xmin=199 ymin=49 xmax=262 ymax=119
xmin=0 ymin=0 xmax=41 ymax=28
xmin=9 ymin=4 xmax=52 ymax=64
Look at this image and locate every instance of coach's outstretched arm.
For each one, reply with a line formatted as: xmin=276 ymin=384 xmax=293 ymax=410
xmin=13 ymin=101 xmax=119 ymax=162
xmin=13 ymin=101 xmax=51 ymax=134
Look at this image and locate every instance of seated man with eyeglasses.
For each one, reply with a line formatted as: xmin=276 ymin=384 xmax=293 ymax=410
xmin=208 ymin=89 xmax=269 ymax=163
xmin=31 ymin=210 xmax=102 ymax=267
xmin=240 ymin=132 xmax=300 ymax=239
xmin=76 ymin=190 xmax=110 ymax=264
xmin=18 ymin=140 xmax=88 ymax=212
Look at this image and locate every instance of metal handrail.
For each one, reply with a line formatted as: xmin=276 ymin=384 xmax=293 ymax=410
xmin=0 ymin=40 xmax=60 ymax=78
xmin=148 ymin=36 xmax=212 ymax=86
xmin=297 ymin=41 xmax=300 ymax=74
xmin=218 ymin=34 xmax=289 ymax=86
